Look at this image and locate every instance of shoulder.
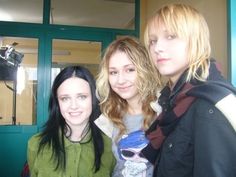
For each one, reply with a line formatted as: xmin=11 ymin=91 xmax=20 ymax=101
xmin=187 ymin=80 xmax=236 ymax=130
xmin=101 ymin=133 xmax=113 ymax=150
xmin=28 ymin=133 xmax=41 ymax=150
xmin=188 ymin=98 xmax=225 ymax=121
xmin=186 ymin=98 xmax=235 ymax=132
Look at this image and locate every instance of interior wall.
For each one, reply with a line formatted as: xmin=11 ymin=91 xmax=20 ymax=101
xmin=140 ymin=0 xmax=228 ymax=78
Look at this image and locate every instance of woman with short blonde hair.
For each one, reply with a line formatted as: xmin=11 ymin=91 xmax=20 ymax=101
xmin=141 ymin=4 xmax=236 ymax=177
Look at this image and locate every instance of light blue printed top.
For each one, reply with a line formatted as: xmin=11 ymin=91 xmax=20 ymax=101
xmin=111 ymin=114 xmax=153 ymax=177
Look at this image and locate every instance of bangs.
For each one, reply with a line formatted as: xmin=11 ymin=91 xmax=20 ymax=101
xmin=150 ymin=5 xmax=192 ymax=40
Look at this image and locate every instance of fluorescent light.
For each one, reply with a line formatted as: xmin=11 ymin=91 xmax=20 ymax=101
xmin=16 ymin=48 xmax=71 ymax=55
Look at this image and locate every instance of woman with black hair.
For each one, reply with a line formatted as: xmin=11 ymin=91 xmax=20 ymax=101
xmin=27 ymin=66 xmax=115 ymax=177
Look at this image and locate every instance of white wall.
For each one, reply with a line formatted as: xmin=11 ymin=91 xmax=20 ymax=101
xmin=141 ymin=0 xmax=228 ymax=78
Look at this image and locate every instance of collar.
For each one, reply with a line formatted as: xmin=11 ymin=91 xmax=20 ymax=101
xmin=64 ymin=129 xmax=92 ymax=147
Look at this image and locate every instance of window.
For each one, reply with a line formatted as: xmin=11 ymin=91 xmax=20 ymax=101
xmin=0 ymin=37 xmax=38 ymax=125
xmin=51 ymin=39 xmax=101 ymax=84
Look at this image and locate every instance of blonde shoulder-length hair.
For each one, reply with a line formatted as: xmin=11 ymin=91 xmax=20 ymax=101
xmin=96 ymin=36 xmax=162 ymax=138
xmin=144 ymin=3 xmax=211 ymax=82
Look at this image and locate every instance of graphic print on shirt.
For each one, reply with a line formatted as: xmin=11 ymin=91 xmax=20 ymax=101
xmin=118 ymin=130 xmax=149 ymax=177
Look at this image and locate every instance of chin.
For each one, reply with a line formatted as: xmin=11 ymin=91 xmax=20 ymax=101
xmin=158 ymin=71 xmax=170 ymax=77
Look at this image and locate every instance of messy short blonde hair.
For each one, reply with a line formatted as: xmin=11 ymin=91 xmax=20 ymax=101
xmin=96 ymin=36 xmax=161 ymax=138
xmin=144 ymin=3 xmax=211 ymax=82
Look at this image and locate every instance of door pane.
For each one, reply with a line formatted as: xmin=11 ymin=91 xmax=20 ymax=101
xmin=50 ymin=0 xmax=135 ymax=29
xmin=0 ymin=0 xmax=43 ymax=23
xmin=0 ymin=37 xmax=38 ymax=125
xmin=52 ymin=39 xmax=101 ymax=83
xmin=0 ymin=0 xmax=135 ymax=29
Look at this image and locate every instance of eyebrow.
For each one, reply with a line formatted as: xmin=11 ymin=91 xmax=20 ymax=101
xmin=58 ymin=92 xmax=90 ymax=97
xmin=109 ymin=64 xmax=134 ymax=69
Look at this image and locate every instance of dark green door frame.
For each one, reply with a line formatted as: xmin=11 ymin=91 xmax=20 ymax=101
xmin=228 ymin=0 xmax=236 ymax=86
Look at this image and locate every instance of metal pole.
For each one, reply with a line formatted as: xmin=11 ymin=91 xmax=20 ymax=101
xmin=12 ymin=64 xmax=18 ymax=125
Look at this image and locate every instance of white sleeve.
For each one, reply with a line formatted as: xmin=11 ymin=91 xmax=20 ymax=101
xmin=94 ymin=114 xmax=114 ymax=138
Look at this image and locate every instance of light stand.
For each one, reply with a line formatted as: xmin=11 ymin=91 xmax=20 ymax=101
xmin=12 ymin=62 xmax=18 ymax=125
xmin=0 ymin=45 xmax=24 ymax=125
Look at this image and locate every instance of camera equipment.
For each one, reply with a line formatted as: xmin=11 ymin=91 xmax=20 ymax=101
xmin=0 ymin=44 xmax=24 ymax=66
xmin=0 ymin=44 xmax=24 ymax=125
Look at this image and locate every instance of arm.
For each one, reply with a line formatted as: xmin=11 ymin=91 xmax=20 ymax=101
xmin=193 ymin=100 xmax=236 ymax=177
xmin=110 ymin=153 xmax=117 ymax=176
xmin=27 ymin=135 xmax=39 ymax=177
xmin=141 ymin=120 xmax=163 ymax=164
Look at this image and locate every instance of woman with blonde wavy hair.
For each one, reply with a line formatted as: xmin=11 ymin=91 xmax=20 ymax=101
xmin=95 ymin=36 xmax=162 ymax=177
xmin=141 ymin=3 xmax=236 ymax=177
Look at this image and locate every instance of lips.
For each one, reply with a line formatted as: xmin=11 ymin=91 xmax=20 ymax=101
xmin=69 ymin=112 xmax=82 ymax=116
xmin=156 ymin=57 xmax=171 ymax=65
xmin=157 ymin=57 xmax=167 ymax=61
xmin=117 ymin=85 xmax=132 ymax=91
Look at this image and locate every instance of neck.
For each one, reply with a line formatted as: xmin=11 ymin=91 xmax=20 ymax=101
xmin=168 ymin=79 xmax=176 ymax=91
xmin=67 ymin=123 xmax=89 ymax=142
xmin=127 ymin=98 xmax=142 ymax=115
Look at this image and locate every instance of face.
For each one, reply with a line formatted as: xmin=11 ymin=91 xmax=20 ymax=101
xmin=108 ymin=51 xmax=140 ymax=102
xmin=148 ymin=22 xmax=189 ymax=84
xmin=57 ymin=77 xmax=92 ymax=128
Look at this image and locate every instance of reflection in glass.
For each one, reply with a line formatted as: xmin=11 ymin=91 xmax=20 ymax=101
xmin=0 ymin=0 xmax=135 ymax=29
xmin=52 ymin=39 xmax=101 ymax=84
xmin=0 ymin=0 xmax=43 ymax=23
xmin=50 ymin=0 xmax=135 ymax=29
xmin=0 ymin=37 xmax=38 ymax=125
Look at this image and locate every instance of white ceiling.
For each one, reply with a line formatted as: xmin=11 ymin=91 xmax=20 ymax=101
xmin=0 ymin=0 xmax=135 ymax=29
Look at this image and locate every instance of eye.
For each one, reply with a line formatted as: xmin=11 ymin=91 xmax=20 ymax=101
xmin=77 ymin=95 xmax=87 ymax=100
xmin=109 ymin=70 xmax=118 ymax=75
xmin=126 ymin=67 xmax=135 ymax=73
xmin=167 ymin=34 xmax=176 ymax=40
xmin=59 ymin=96 xmax=70 ymax=102
xmin=149 ymin=39 xmax=157 ymax=46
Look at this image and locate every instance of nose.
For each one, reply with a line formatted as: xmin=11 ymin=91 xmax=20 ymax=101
xmin=117 ymin=72 xmax=126 ymax=84
xmin=70 ymin=98 xmax=78 ymax=109
xmin=154 ymin=40 xmax=164 ymax=53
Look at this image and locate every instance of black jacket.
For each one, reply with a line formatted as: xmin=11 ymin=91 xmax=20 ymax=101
xmin=142 ymin=60 xmax=236 ymax=177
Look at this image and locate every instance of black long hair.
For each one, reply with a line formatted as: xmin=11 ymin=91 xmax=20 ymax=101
xmin=38 ymin=65 xmax=103 ymax=172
